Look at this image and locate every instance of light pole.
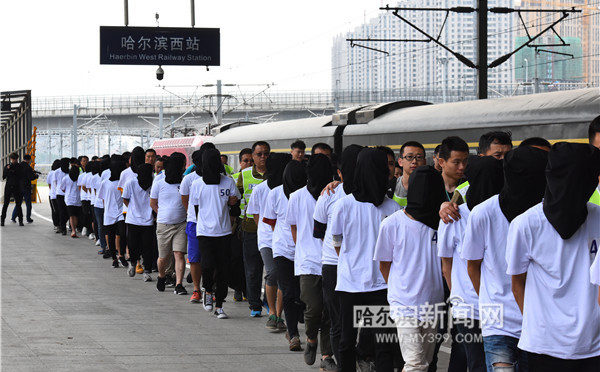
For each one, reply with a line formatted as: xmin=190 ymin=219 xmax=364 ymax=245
xmin=524 ymin=58 xmax=529 ymax=94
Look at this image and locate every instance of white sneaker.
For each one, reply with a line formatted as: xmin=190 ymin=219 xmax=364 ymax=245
xmin=95 ymin=240 xmax=100 ymax=246
xmin=143 ymin=273 xmax=153 ymax=282
xmin=88 ymin=233 xmax=95 ymax=240
xmin=82 ymin=227 xmax=88 ymax=236
xmin=214 ymin=308 xmax=228 ymax=319
xmin=203 ymin=291 xmax=214 ymax=312
xmin=127 ymin=263 xmax=135 ymax=277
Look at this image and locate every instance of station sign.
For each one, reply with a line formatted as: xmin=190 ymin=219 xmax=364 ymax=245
xmin=100 ymin=26 xmax=220 ymax=66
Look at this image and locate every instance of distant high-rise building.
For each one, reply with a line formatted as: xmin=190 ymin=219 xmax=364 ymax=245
xmin=331 ymin=0 xmax=515 ymax=100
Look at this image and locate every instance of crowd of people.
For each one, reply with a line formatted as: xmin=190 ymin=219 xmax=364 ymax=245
xmin=9 ymin=115 xmax=600 ymax=372
xmin=1 ymin=153 xmax=39 ymax=225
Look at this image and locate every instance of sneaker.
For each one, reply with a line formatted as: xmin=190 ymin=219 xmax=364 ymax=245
xmin=112 ymin=259 xmax=119 ymax=268
xmin=53 ymin=226 xmax=58 ymax=232
xmin=289 ymin=336 xmax=302 ymax=352
xmin=95 ymin=240 xmax=100 ymax=246
xmin=26 ymin=219 xmax=33 ymax=224
xmin=233 ymin=290 xmax=244 ymax=302
xmin=119 ymin=256 xmax=128 ymax=267
xmin=265 ymin=314 xmax=277 ymax=330
xmin=186 ymin=272 xmax=193 ymax=283
xmin=136 ymin=263 xmax=144 ymax=274
xmin=102 ymin=252 xmax=111 ymax=259
xmin=143 ymin=273 xmax=153 ymax=282
xmin=174 ymin=284 xmax=187 ymax=295
xmin=127 ymin=263 xmax=135 ymax=277
xmin=357 ymin=359 xmax=376 ymax=372
xmin=304 ymin=341 xmax=318 ymax=365
xmin=250 ymin=309 xmax=262 ymax=318
xmin=82 ymin=227 xmax=88 ymax=236
xmin=214 ymin=308 xmax=228 ymax=319
xmin=11 ymin=219 xmax=16 ymax=223
xmin=0 ymin=221 xmax=3 ymax=227
xmin=203 ymin=291 xmax=214 ymax=311
xmin=156 ymin=276 xmax=166 ymax=292
xmin=88 ymin=233 xmax=95 ymax=240
xmin=19 ymin=221 xmax=24 ymax=226
xmin=320 ymin=356 xmax=337 ymax=371
xmin=165 ymin=276 xmax=176 ymax=288
xmin=276 ymin=317 xmax=287 ymax=332
xmin=190 ymin=290 xmax=201 ymax=303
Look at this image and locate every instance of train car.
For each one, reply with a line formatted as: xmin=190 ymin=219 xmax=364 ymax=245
xmin=151 ymin=135 xmax=213 ymax=166
xmin=152 ymin=88 xmax=600 ymax=171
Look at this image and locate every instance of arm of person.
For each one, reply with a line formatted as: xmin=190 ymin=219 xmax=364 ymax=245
xmin=290 ymin=225 xmax=297 ymax=244
xmin=228 ymin=196 xmax=238 ymax=206
xmin=379 ymin=261 xmax=392 ymax=283
xmin=511 ymin=273 xmax=527 ymax=314
xmin=253 ymin=214 xmax=259 ymax=226
xmin=181 ymin=195 xmax=189 ymax=210
xmin=150 ymin=198 xmax=159 ymax=214
xmin=123 ymin=198 xmax=130 ymax=207
xmin=467 ymin=260 xmax=482 ymax=295
xmin=441 ymin=257 xmax=453 ymax=291
xmin=439 ymin=202 xmax=461 ymax=224
xmin=320 ymin=181 xmax=341 ymax=196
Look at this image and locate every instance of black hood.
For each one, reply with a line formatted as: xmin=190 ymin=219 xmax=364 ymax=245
xmin=51 ymin=159 xmax=61 ymax=171
xmin=68 ymin=165 xmax=79 ymax=182
xmin=202 ymin=148 xmax=224 ymax=185
xmin=60 ymin=158 xmax=70 ymax=173
xmin=130 ymin=146 xmax=146 ymax=173
xmin=109 ymin=154 xmax=126 ymax=181
xmin=283 ymin=160 xmax=307 ymax=199
xmin=340 ymin=144 xmax=363 ymax=195
xmin=352 ymin=148 xmax=389 ymax=207
xmin=306 ymin=153 xmax=333 ymax=200
xmin=194 ymin=142 xmax=216 ymax=176
xmin=165 ymin=152 xmax=186 ymax=184
xmin=137 ymin=163 xmax=154 ymax=191
xmin=405 ymin=165 xmax=446 ymax=230
xmin=266 ymin=153 xmax=292 ymax=190
xmin=465 ymin=156 xmax=504 ymax=211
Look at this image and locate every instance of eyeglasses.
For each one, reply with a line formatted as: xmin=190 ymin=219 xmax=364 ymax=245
xmin=254 ymin=152 xmax=270 ymax=158
xmin=403 ymin=155 xmax=425 ymax=162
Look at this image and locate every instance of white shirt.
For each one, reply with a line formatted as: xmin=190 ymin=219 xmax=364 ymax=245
xmin=330 ymin=194 xmax=400 ymax=293
xmin=77 ymin=173 xmax=89 ymax=201
xmin=118 ymin=167 xmax=136 ymax=213
xmin=97 ymin=179 xmax=124 ymax=225
xmin=61 ymin=176 xmax=81 ymax=207
xmin=122 ymin=179 xmax=153 ymax=226
xmin=461 ymin=195 xmax=522 ymax=339
xmin=153 ymin=171 xmax=165 ymax=185
xmin=263 ymin=185 xmax=295 ymax=261
xmin=101 ymin=169 xmax=111 ymax=182
xmin=592 ymin=249 xmax=600 ymax=286
xmin=179 ymin=172 xmax=200 ymax=223
xmin=246 ymin=181 xmax=274 ymax=250
xmin=286 ymin=187 xmax=323 ymax=276
xmin=374 ymin=210 xmax=444 ymax=320
xmin=85 ymin=173 xmax=96 ymax=205
xmin=92 ymin=174 xmax=104 ymax=208
xmin=313 ymin=184 xmax=346 ymax=266
xmin=150 ymin=179 xmax=186 ymax=225
xmin=46 ymin=170 xmax=56 ymax=199
xmin=53 ymin=170 xmax=67 ymax=196
xmin=438 ymin=204 xmax=480 ymax=320
xmin=506 ymin=202 xmax=600 ymax=359
xmin=190 ymin=175 xmax=240 ymax=237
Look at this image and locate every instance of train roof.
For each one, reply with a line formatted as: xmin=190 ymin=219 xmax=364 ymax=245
xmin=212 ymin=116 xmax=335 ymax=144
xmin=151 ymin=135 xmax=213 ymax=149
xmin=344 ymin=88 xmax=600 ymax=136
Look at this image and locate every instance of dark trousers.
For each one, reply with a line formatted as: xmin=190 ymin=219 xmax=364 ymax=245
xmin=242 ymin=231 xmax=264 ymax=311
xmin=322 ymin=265 xmax=342 ymax=364
xmin=454 ymin=320 xmax=486 ymax=372
xmin=274 ymin=256 xmax=303 ymax=338
xmin=199 ymin=235 xmax=231 ymax=307
xmin=228 ymin=228 xmax=246 ymax=295
xmin=2 ymin=185 xmax=23 ymax=222
xmin=300 ymin=274 xmax=332 ymax=356
xmin=80 ymin=200 xmax=93 ymax=232
xmin=93 ymin=207 xmax=106 ymax=249
xmin=337 ymin=289 xmax=395 ymax=372
xmin=13 ymin=187 xmax=31 ymax=221
xmin=127 ymin=224 xmax=154 ymax=271
xmin=528 ymin=352 xmax=600 ymax=372
xmin=50 ymin=197 xmax=59 ymax=227
xmin=105 ymin=220 xmax=126 ymax=259
xmin=56 ymin=195 xmax=68 ymax=233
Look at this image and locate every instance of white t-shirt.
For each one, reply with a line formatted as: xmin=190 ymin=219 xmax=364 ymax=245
xmin=330 ymin=194 xmax=400 ymax=293
xmin=286 ymin=187 xmax=323 ymax=276
xmin=506 ymin=202 xmax=600 ymax=359
xmin=313 ymin=184 xmax=346 ymax=266
xmin=85 ymin=173 xmax=96 ymax=205
xmin=53 ymin=170 xmax=67 ymax=196
xmin=77 ymin=173 xmax=89 ymax=201
xmin=190 ymin=175 xmax=240 ymax=237
xmin=246 ymin=181 xmax=274 ymax=250
xmin=374 ymin=210 xmax=444 ymax=320
xmin=97 ymin=179 xmax=124 ymax=225
xmin=461 ymin=195 xmax=522 ymax=339
xmin=263 ymin=185 xmax=295 ymax=261
xmin=591 ymin=249 xmax=600 ymax=286
xmin=438 ymin=204 xmax=480 ymax=320
xmin=46 ymin=170 xmax=56 ymax=199
xmin=153 ymin=171 xmax=165 ymax=185
xmin=92 ymin=174 xmax=104 ymax=208
xmin=61 ymin=176 xmax=81 ymax=207
xmin=118 ymin=167 xmax=136 ymax=213
xmin=149 ymin=179 xmax=186 ymax=225
xmin=179 ymin=172 xmax=200 ymax=223
xmin=122 ymin=179 xmax=153 ymax=226
xmin=101 ymin=169 xmax=111 ymax=182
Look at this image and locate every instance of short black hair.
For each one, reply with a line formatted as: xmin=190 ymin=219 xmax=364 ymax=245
xmin=433 ymin=145 xmax=441 ymax=156
xmin=91 ymin=156 xmax=99 ymax=161
xmin=252 ymin=141 xmax=270 ymax=152
xmin=80 ymin=155 xmax=89 ymax=161
xmin=238 ymin=148 xmax=252 ymax=161
xmin=122 ymin=151 xmax=131 ymax=161
xmin=376 ymin=146 xmax=395 ymax=160
xmin=589 ymin=115 xmax=600 ymax=143
xmin=220 ymin=154 xmax=228 ymax=161
xmin=23 ymin=154 xmax=31 ymax=161
xmin=155 ymin=156 xmax=165 ymax=163
xmin=400 ymin=141 xmax=425 ymax=157
xmin=70 ymin=157 xmax=78 ymax=164
xmin=312 ymin=142 xmax=332 ymax=154
xmin=478 ymin=131 xmax=512 ymax=155
xmin=291 ymin=139 xmax=306 ymax=151
xmin=519 ymin=137 xmax=551 ymax=149
xmin=9 ymin=152 xmax=19 ymax=160
xmin=438 ymin=136 xmax=469 ymax=160
xmin=145 ymin=148 xmax=156 ymax=155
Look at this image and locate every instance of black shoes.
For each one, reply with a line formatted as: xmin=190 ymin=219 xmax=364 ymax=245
xmin=156 ymin=276 xmax=166 ymax=292
xmin=174 ymin=284 xmax=187 ymax=295
xmin=186 ymin=272 xmax=193 ymax=283
xmin=304 ymin=341 xmax=318 ymax=365
xmin=112 ymin=259 xmax=119 ymax=268
xmin=119 ymin=256 xmax=128 ymax=267
xmin=18 ymin=221 xmax=24 ymax=226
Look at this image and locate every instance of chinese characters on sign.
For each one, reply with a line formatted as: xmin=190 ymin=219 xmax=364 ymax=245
xmin=100 ymin=26 xmax=220 ymax=66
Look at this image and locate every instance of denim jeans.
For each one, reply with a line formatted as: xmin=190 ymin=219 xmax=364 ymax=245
xmin=93 ymin=207 xmax=107 ymax=249
xmin=455 ymin=320 xmax=486 ymax=372
xmin=483 ymin=335 xmax=528 ymax=372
